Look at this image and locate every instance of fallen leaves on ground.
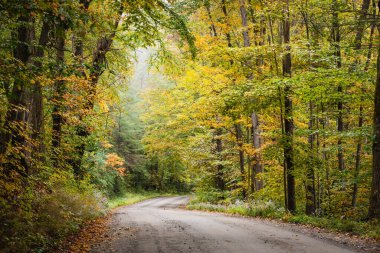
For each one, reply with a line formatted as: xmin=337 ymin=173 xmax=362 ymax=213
xmin=55 ymin=214 xmax=111 ymax=253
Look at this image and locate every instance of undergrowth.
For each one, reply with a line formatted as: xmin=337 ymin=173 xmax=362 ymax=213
xmin=0 ymin=172 xmax=107 ymax=253
xmin=187 ymin=198 xmax=380 ymax=241
xmin=0 ymin=169 xmax=170 ymax=253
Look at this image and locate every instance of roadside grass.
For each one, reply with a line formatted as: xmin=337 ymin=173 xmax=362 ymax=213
xmin=187 ymin=200 xmax=380 ymax=241
xmin=287 ymin=215 xmax=380 ymax=240
xmin=108 ymin=191 xmax=173 ymax=209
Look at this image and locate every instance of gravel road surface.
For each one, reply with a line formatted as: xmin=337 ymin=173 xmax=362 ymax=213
xmin=90 ymin=196 xmax=367 ymax=253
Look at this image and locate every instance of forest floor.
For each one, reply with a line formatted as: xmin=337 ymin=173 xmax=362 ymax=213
xmin=60 ymin=196 xmax=380 ymax=253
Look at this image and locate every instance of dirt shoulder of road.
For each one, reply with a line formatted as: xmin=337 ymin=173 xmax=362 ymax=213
xmin=54 ymin=213 xmax=111 ymax=253
xmin=54 ymin=194 xmax=166 ymax=253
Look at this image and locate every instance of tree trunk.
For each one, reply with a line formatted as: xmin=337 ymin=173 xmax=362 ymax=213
xmin=282 ymin=0 xmax=296 ymax=213
xmin=216 ymin=127 xmax=225 ymax=191
xmin=0 ymin=16 xmax=49 ymax=177
xmin=354 ymin=0 xmax=371 ymax=51
xmin=239 ymin=0 xmax=264 ymax=192
xmin=306 ymin=101 xmax=316 ymax=215
xmin=352 ymin=105 xmax=363 ymax=207
xmin=352 ymin=0 xmax=375 ymax=208
xmin=0 ymin=15 xmax=33 ymax=176
xmin=239 ymin=0 xmax=250 ymax=47
xmin=332 ymin=0 xmax=345 ymax=174
xmin=235 ymin=124 xmax=246 ymax=199
xmin=52 ymin=26 xmax=66 ymax=166
xmin=221 ymin=0 xmax=232 ymax=48
xmin=368 ymin=39 xmax=380 ymax=219
xmin=71 ymin=4 xmax=122 ymax=178
xmin=205 ymin=1 xmax=217 ymax=37
xmin=252 ymin=113 xmax=263 ymax=191
xmin=301 ymin=0 xmax=317 ymax=215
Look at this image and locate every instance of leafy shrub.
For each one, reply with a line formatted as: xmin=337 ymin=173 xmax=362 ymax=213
xmin=0 ymin=172 xmax=107 ymax=252
xmin=192 ymin=189 xmax=227 ymax=204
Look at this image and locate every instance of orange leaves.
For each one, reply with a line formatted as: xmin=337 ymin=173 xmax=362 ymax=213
xmin=57 ymin=215 xmax=111 ymax=253
xmin=105 ymin=153 xmax=126 ymax=176
xmin=105 ymin=153 xmax=124 ymax=167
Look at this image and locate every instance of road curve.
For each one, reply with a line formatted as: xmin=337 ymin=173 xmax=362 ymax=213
xmin=90 ymin=196 xmax=362 ymax=253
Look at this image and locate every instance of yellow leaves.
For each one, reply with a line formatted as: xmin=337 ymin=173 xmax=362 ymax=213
xmin=101 ymin=141 xmax=113 ymax=149
xmin=98 ymin=100 xmax=109 ymax=113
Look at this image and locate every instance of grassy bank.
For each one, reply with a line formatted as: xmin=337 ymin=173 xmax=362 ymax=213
xmin=187 ymin=200 xmax=380 ymax=241
xmin=108 ymin=191 xmax=173 ymax=209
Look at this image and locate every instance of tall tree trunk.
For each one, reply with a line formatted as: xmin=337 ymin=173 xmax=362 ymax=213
xmin=216 ymin=127 xmax=225 ymax=191
xmin=205 ymin=4 xmax=225 ymax=191
xmin=71 ymin=5 xmax=122 ymax=178
xmin=352 ymin=105 xmax=363 ymax=207
xmin=239 ymin=0 xmax=264 ymax=192
xmin=205 ymin=1 xmax=217 ymax=37
xmin=221 ymin=0 xmax=232 ymax=48
xmin=352 ymin=0 xmax=374 ymax=207
xmin=239 ymin=0 xmax=250 ymax=47
xmin=354 ymin=0 xmax=371 ymax=51
xmin=282 ymin=0 xmax=296 ymax=213
xmin=52 ymin=26 xmax=66 ymax=166
xmin=306 ymin=101 xmax=316 ymax=215
xmin=332 ymin=0 xmax=345 ymax=174
xmin=0 ymin=16 xmax=49 ymax=177
xmin=252 ymin=113 xmax=263 ymax=191
xmin=235 ymin=124 xmax=246 ymax=199
xmin=69 ymin=0 xmax=91 ymax=177
xmin=0 ymin=15 xmax=33 ymax=177
xmin=301 ymin=0 xmax=316 ymax=215
xmin=368 ymin=34 xmax=380 ymax=219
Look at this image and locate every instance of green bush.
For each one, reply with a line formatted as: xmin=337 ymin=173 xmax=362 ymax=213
xmin=187 ymin=199 xmax=285 ymax=219
xmin=0 ymin=172 xmax=107 ymax=253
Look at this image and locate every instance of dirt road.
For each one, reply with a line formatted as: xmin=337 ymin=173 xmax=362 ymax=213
xmin=90 ymin=196 xmax=367 ymax=253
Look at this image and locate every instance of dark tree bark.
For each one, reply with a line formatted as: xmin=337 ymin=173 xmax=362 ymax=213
xmin=282 ymin=0 xmax=296 ymax=213
xmin=205 ymin=1 xmax=217 ymax=37
xmin=215 ymin=127 xmax=225 ymax=191
xmin=306 ymin=102 xmax=316 ymax=215
xmin=239 ymin=0 xmax=250 ymax=47
xmin=52 ymin=25 xmax=66 ymax=166
xmin=68 ymin=0 xmax=91 ymax=177
xmin=235 ymin=124 xmax=246 ymax=199
xmin=352 ymin=0 xmax=375 ymax=208
xmin=30 ymin=21 xmax=50 ymax=134
xmin=354 ymin=0 xmax=371 ymax=51
xmin=301 ymin=0 xmax=316 ymax=215
xmin=352 ymin=105 xmax=364 ymax=207
xmin=71 ymin=4 xmax=122 ymax=178
xmin=332 ymin=0 xmax=345 ymax=174
xmin=0 ymin=15 xmax=33 ymax=176
xmin=0 ymin=15 xmax=50 ymax=176
xmin=368 ymin=33 xmax=380 ymax=219
xmin=221 ymin=0 xmax=232 ymax=48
